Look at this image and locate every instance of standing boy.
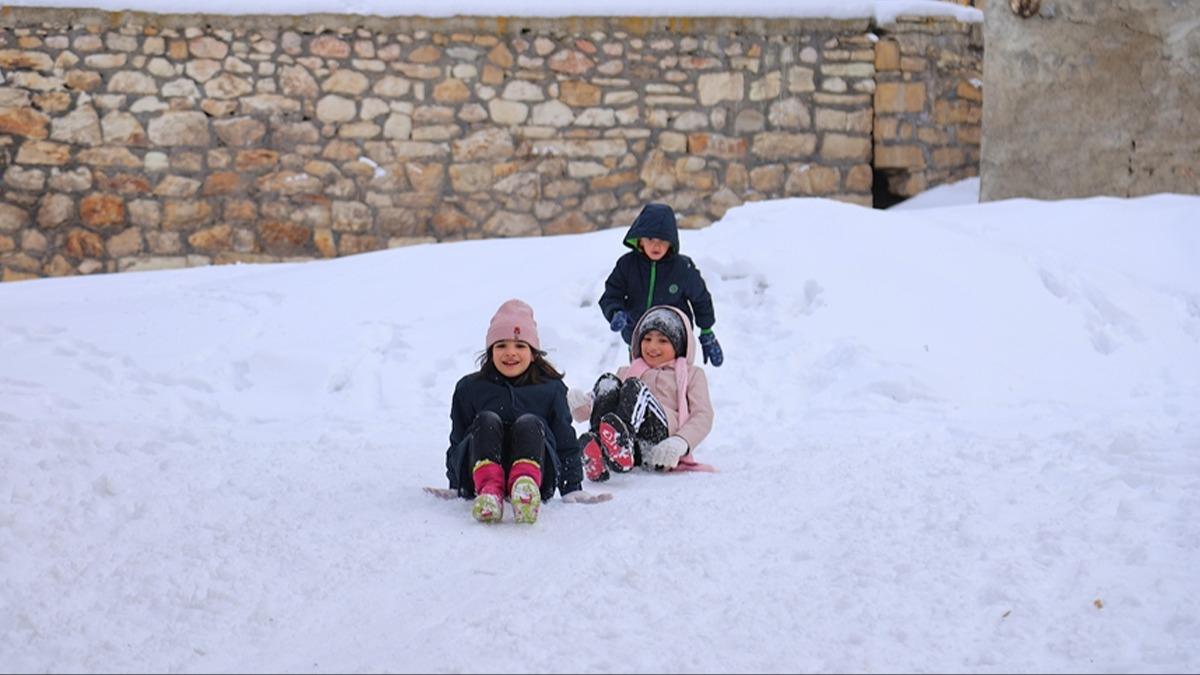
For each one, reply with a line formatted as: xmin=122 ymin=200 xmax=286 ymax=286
xmin=598 ymin=203 xmax=724 ymax=367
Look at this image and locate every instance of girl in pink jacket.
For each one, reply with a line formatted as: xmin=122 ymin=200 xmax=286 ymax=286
xmin=569 ymin=305 xmax=715 ymax=480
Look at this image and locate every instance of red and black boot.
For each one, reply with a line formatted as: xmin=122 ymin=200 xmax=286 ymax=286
xmin=579 ymin=432 xmax=610 ymax=482
xmin=597 ymin=413 xmax=635 ymax=473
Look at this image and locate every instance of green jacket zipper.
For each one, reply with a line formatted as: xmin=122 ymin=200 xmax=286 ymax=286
xmin=646 ymin=261 xmax=657 ymax=310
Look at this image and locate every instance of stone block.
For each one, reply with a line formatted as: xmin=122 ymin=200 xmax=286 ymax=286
xmin=561 ymin=80 xmax=602 ymax=107
xmin=768 ymin=98 xmax=812 ymax=128
xmin=875 ymin=144 xmax=927 ymax=169
xmin=106 ymin=227 xmax=143 ymax=257
xmin=786 ymin=66 xmax=816 ymax=93
xmin=785 ymin=165 xmax=840 ymax=195
xmin=875 ymin=40 xmax=901 ymax=71
xmin=0 ymin=49 xmax=54 ymax=71
xmin=332 ymin=200 xmax=372 ymax=233
xmin=148 ymin=112 xmax=210 ymax=146
xmin=0 ymin=107 xmax=50 ymax=139
xmin=544 ymin=211 xmax=594 ymax=235
xmin=311 ymin=36 xmax=351 ymax=59
xmin=816 ymin=108 xmax=873 ymax=133
xmin=698 ymin=72 xmax=744 ymax=105
xmin=0 ymin=203 xmax=30 ymax=233
xmin=16 ymin=141 xmax=71 ymax=165
xmin=687 ymin=133 xmax=748 ymax=159
xmin=338 ymin=233 xmax=383 ymax=255
xmin=4 ymin=166 xmax=45 ymax=191
xmin=427 ymin=206 xmax=471 ymax=238
xmin=750 ymin=164 xmax=785 ymax=193
xmin=101 ymin=111 xmax=148 ymax=146
xmin=453 ymin=128 xmax=515 ymax=161
xmin=489 ymin=100 xmax=529 ymax=125
xmin=162 ymin=199 xmax=214 ymax=231
xmin=406 ymin=163 xmax=446 ymax=193
xmin=483 ymin=211 xmax=539 ymax=237
xmin=35 ymin=193 xmax=73 ymax=229
xmin=255 ymin=220 xmax=309 ymax=254
xmin=79 ymin=193 xmax=126 ymax=230
xmin=314 ymin=228 xmax=337 ymax=257
xmin=933 ymin=147 xmax=966 ymax=168
xmin=875 ymin=82 xmax=926 ymax=113
xmin=845 ymin=164 xmax=873 ymax=192
xmin=956 ymin=79 xmax=983 ymax=102
xmin=433 ymin=78 xmax=471 ymax=103
xmin=65 ymin=228 xmax=105 ymax=258
xmin=548 ymin=50 xmax=595 ymax=75
xmin=751 ymin=132 xmax=817 ymax=160
xmin=820 ymin=134 xmax=872 ymax=161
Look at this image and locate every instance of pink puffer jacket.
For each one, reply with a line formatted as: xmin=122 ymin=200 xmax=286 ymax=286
xmin=616 ymin=306 xmax=714 ymax=453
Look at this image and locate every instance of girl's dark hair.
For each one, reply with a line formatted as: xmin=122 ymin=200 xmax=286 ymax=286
xmin=476 ymin=344 xmax=564 ymax=384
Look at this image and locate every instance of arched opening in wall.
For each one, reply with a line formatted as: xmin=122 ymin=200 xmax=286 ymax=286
xmin=873 ymin=169 xmax=907 ymax=209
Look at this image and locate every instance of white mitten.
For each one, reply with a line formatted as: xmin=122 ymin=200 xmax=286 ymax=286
xmin=566 ymin=387 xmax=594 ymax=422
xmin=647 ymin=436 xmax=689 ymax=471
xmin=562 ymin=489 xmax=613 ymax=504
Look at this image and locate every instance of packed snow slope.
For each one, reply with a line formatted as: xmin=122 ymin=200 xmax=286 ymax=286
xmin=1 ymin=194 xmax=1198 ymax=673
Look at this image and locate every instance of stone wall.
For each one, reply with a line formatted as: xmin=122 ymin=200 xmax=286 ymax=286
xmin=873 ymin=16 xmax=982 ymax=203
xmin=1 ymin=9 xmax=981 ymax=282
xmin=981 ymin=0 xmax=1200 ymax=201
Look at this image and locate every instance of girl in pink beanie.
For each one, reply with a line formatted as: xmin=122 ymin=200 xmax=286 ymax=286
xmin=444 ymin=299 xmax=609 ymax=524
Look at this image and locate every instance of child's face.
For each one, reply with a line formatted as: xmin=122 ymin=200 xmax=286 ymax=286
xmin=640 ymin=330 xmax=677 ymax=368
xmin=639 ymin=237 xmax=670 ymax=261
xmin=491 ymin=340 xmax=534 ymax=378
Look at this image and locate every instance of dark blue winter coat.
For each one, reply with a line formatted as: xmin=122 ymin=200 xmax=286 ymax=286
xmin=445 ymin=369 xmax=582 ymax=500
xmin=599 ymin=203 xmax=716 ymax=343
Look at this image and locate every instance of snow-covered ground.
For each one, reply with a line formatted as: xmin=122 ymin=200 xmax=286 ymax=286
xmin=890 ymin=176 xmax=981 ymax=210
xmin=2 ymin=192 xmax=1198 ymax=673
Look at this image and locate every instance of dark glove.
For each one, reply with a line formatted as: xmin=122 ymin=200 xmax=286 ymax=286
xmin=609 ymin=310 xmax=630 ymax=334
xmin=699 ymin=331 xmax=723 ymax=367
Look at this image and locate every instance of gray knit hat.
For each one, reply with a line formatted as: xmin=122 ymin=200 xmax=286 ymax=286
xmin=636 ymin=306 xmax=687 ymax=357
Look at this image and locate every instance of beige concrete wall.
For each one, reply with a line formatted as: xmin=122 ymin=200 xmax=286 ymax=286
xmin=981 ymin=0 xmax=1200 ymax=201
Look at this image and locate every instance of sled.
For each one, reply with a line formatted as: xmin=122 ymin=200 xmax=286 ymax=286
xmin=423 ymin=486 xmax=459 ymax=500
xmin=672 ymin=461 xmax=718 ymax=473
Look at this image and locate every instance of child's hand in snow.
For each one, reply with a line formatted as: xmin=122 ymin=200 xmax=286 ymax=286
xmin=562 ymin=489 xmax=612 ymax=504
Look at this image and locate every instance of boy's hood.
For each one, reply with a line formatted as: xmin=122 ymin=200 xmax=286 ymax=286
xmin=623 ymin=203 xmax=680 ymax=255
xmin=629 ymin=305 xmax=696 ymax=367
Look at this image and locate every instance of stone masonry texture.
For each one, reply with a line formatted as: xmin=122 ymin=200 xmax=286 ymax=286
xmin=1 ymin=9 xmax=981 ymax=281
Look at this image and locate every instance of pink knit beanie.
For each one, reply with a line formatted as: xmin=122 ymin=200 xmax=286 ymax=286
xmin=486 ymin=299 xmax=541 ymax=350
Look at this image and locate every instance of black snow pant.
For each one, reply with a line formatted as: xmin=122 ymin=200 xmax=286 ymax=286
xmin=588 ymin=373 xmax=669 ymax=466
xmin=468 ymin=410 xmax=545 ymax=476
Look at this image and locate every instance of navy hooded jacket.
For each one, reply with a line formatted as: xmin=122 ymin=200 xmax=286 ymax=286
xmin=599 ymin=203 xmax=716 ymax=344
xmin=445 ymin=368 xmax=582 ymax=500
